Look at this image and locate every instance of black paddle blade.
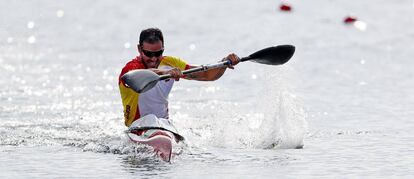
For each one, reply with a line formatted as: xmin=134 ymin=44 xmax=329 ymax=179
xmin=241 ymin=45 xmax=295 ymax=65
xmin=121 ymin=70 xmax=160 ymax=93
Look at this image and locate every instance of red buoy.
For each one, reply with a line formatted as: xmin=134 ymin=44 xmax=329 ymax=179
xmin=280 ymin=4 xmax=292 ymax=12
xmin=344 ymin=16 xmax=357 ymax=24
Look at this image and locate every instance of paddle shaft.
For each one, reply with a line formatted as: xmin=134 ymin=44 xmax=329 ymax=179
xmin=158 ymin=56 xmax=253 ymax=80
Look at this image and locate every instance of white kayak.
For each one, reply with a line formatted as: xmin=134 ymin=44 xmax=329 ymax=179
xmin=126 ymin=114 xmax=184 ymax=162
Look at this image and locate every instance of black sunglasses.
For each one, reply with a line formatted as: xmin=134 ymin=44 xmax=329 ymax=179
xmin=142 ymin=48 xmax=164 ymax=58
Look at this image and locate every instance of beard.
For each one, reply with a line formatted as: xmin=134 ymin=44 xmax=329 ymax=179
xmin=142 ymin=57 xmax=161 ymax=69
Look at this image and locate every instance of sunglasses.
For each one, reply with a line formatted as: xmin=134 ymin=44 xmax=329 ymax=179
xmin=141 ymin=48 xmax=164 ymax=58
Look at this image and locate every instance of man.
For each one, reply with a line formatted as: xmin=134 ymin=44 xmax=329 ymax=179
xmin=118 ymin=28 xmax=239 ymax=127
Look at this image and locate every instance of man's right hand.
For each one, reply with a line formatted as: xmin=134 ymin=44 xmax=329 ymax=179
xmin=164 ymin=68 xmax=183 ymax=81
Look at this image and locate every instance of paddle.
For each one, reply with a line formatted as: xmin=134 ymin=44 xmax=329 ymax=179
xmin=122 ymin=45 xmax=295 ymax=93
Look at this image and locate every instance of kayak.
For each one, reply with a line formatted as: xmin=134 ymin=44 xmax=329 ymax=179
xmin=126 ymin=114 xmax=184 ymax=162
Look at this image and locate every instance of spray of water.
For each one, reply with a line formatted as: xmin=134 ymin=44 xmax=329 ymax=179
xmin=175 ymin=66 xmax=307 ymax=149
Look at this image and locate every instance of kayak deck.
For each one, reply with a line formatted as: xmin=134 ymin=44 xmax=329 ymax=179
xmin=127 ymin=129 xmax=176 ymax=162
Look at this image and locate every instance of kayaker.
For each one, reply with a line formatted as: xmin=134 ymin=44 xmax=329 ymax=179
xmin=118 ymin=27 xmax=240 ymax=127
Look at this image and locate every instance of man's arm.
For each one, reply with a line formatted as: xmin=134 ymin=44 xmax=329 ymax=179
xmin=184 ymin=65 xmax=227 ymax=81
xmin=144 ymin=54 xmax=239 ymax=81
xmin=184 ymin=53 xmax=240 ymax=81
xmin=145 ymin=66 xmax=224 ymax=81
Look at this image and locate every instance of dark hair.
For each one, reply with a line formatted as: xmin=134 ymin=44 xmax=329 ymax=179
xmin=139 ymin=28 xmax=164 ymax=46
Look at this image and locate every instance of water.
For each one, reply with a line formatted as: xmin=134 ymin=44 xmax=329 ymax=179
xmin=1 ymin=0 xmax=413 ymax=178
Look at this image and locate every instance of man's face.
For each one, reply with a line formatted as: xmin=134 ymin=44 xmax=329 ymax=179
xmin=139 ymin=40 xmax=164 ymax=69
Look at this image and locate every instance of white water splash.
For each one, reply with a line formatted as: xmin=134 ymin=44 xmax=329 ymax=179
xmin=175 ymin=66 xmax=307 ymax=149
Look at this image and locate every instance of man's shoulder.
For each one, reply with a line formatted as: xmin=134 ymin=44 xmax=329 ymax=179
xmin=161 ymin=56 xmax=189 ymax=70
xmin=162 ymin=56 xmax=183 ymax=62
xmin=123 ymin=56 xmax=144 ymax=69
xmin=119 ymin=57 xmax=145 ymax=82
xmin=122 ymin=57 xmax=145 ymax=72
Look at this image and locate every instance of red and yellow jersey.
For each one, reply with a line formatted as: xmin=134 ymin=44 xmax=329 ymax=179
xmin=118 ymin=56 xmax=190 ymax=127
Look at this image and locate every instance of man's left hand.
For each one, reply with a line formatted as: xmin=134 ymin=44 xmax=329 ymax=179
xmin=224 ymin=53 xmax=240 ymax=69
